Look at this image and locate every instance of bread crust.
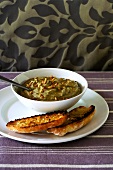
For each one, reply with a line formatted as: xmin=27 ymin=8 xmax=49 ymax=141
xmin=6 ymin=111 xmax=67 ymax=133
xmin=47 ymin=105 xmax=95 ymax=136
xmin=6 ymin=105 xmax=95 ymax=136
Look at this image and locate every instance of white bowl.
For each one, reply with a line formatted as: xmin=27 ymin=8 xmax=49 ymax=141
xmin=11 ymin=68 xmax=88 ymax=113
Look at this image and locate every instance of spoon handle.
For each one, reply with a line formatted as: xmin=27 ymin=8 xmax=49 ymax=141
xmin=0 ymin=75 xmax=30 ymax=91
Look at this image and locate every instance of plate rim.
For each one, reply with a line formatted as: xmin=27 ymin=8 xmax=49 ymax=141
xmin=0 ymin=86 xmax=109 ymax=144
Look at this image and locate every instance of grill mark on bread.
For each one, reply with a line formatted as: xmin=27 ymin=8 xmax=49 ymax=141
xmin=6 ymin=105 xmax=95 ymax=136
xmin=47 ymin=105 xmax=95 ymax=136
xmin=6 ymin=111 xmax=67 ymax=133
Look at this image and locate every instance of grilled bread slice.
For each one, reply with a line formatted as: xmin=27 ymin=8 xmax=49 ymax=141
xmin=47 ymin=105 xmax=95 ymax=136
xmin=6 ymin=111 xmax=67 ymax=133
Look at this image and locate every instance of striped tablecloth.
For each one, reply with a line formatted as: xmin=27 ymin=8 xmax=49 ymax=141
xmin=0 ymin=71 xmax=113 ymax=170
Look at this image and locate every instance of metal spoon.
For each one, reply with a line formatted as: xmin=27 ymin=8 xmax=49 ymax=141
xmin=0 ymin=75 xmax=30 ymax=91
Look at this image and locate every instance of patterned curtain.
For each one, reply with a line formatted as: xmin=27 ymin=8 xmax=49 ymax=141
xmin=0 ymin=0 xmax=113 ymax=71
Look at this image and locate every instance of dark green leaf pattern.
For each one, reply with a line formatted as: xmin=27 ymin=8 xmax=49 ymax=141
xmin=26 ymin=17 xmax=45 ymax=25
xmin=0 ymin=0 xmax=113 ymax=71
xmin=68 ymin=0 xmax=92 ymax=28
xmin=32 ymin=4 xmax=58 ymax=17
xmin=66 ymin=34 xmax=87 ymax=65
xmin=37 ymin=47 xmax=66 ymax=68
xmin=2 ymin=40 xmax=19 ymax=59
xmin=25 ymin=40 xmax=44 ymax=48
xmin=48 ymin=0 xmax=67 ymax=14
xmin=87 ymin=41 xmax=99 ymax=53
xmin=32 ymin=46 xmax=57 ymax=58
xmin=0 ymin=30 xmax=5 ymax=34
xmin=14 ymin=26 xmax=37 ymax=39
xmin=0 ymin=60 xmax=15 ymax=71
xmin=89 ymin=7 xmax=102 ymax=22
xmin=0 ymin=40 xmax=7 ymax=50
xmin=0 ymin=0 xmax=28 ymax=25
xmin=14 ymin=53 xmax=28 ymax=71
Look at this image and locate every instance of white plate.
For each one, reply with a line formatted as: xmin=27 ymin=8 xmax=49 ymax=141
xmin=0 ymin=87 xmax=109 ymax=144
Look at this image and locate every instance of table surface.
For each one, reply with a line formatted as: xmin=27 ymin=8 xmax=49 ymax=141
xmin=0 ymin=71 xmax=113 ymax=170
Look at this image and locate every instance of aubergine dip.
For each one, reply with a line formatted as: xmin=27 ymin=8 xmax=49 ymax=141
xmin=18 ymin=76 xmax=81 ymax=101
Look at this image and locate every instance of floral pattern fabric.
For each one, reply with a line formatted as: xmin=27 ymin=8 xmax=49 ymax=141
xmin=0 ymin=0 xmax=113 ymax=71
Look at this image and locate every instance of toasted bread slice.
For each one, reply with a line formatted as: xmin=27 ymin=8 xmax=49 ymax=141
xmin=6 ymin=111 xmax=67 ymax=133
xmin=47 ymin=105 xmax=95 ymax=136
